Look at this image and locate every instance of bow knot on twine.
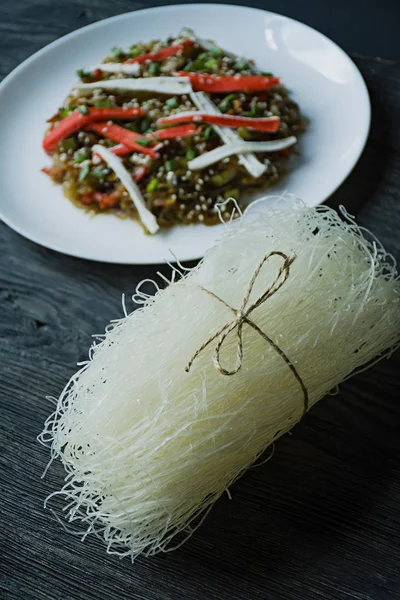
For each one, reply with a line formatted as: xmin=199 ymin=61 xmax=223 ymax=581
xmin=184 ymin=251 xmax=309 ymax=416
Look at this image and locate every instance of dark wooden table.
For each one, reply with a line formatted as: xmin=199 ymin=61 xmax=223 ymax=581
xmin=1 ymin=3 xmax=400 ymax=599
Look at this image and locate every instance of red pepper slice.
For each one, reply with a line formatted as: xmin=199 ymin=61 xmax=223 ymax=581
xmin=157 ymin=112 xmax=280 ymax=132
xmin=93 ymin=190 xmax=122 ymax=209
xmin=124 ymin=39 xmax=194 ymax=64
xmin=82 ymin=190 xmax=122 ymax=208
xmin=43 ymin=107 xmax=145 ymax=152
xmin=109 ymin=143 xmax=132 ymax=156
xmin=174 ymin=73 xmax=280 ymax=93
xmin=151 ymin=123 xmax=201 ymax=140
xmin=89 ymin=122 xmax=159 ymax=158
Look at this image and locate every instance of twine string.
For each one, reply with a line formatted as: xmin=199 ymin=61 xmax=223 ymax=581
xmin=184 ymin=251 xmax=309 ymax=415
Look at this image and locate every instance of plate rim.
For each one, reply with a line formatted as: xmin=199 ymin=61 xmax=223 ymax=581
xmin=0 ymin=3 xmax=371 ymax=264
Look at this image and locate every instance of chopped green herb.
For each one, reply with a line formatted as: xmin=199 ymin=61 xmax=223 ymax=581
xmin=149 ymin=62 xmax=161 ymax=75
xmin=111 ymin=46 xmax=124 ymax=58
xmin=136 ymin=138 xmax=152 ymax=147
xmin=77 ymin=105 xmax=88 ymax=115
xmin=91 ymin=167 xmax=108 ymax=179
xmin=60 ymin=137 xmax=77 ymax=151
xmin=219 ymin=93 xmax=236 ymax=113
xmin=197 ymin=52 xmax=209 ymax=60
xmin=203 ymin=125 xmax=215 ymax=141
xmin=76 ymin=69 xmax=92 ymax=81
xmin=129 ymin=44 xmax=140 ymax=57
xmin=127 ymin=121 xmax=140 ymax=132
xmin=73 ymin=149 xmax=90 ymax=164
xmin=243 ymin=103 xmax=264 ymax=118
xmin=79 ymin=164 xmax=90 ymax=182
xmin=60 ymin=108 xmax=73 ymax=119
xmin=261 ymin=71 xmax=273 ymax=77
xmin=185 ymin=147 xmax=196 ymax=161
xmin=94 ymin=99 xmax=114 ymax=108
xmin=166 ymin=97 xmax=179 ymax=109
xmin=234 ymin=59 xmax=247 ymax=71
xmin=146 ymin=178 xmax=159 ymax=193
xmin=183 ymin=62 xmax=194 ymax=72
xmin=210 ymin=46 xmax=222 ymax=58
xmin=237 ymin=127 xmax=252 ymax=140
xmin=165 ymin=159 xmax=179 ymax=172
xmin=140 ymin=119 xmax=150 ymax=133
xmin=223 ymin=188 xmax=240 ymax=201
xmin=210 ymin=166 xmax=237 ymax=187
xmin=204 ymin=58 xmax=218 ymax=70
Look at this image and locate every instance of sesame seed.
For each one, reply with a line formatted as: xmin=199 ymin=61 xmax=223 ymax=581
xmin=180 ymin=203 xmax=185 ymax=209
xmin=201 ymin=203 xmax=207 ymax=211
xmin=195 ymin=204 xmax=200 ymax=211
xmin=186 ymin=170 xmax=192 ymax=176
xmin=171 ymin=194 xmax=177 ymax=200
xmin=195 ymin=184 xmax=201 ymax=191
xmin=59 ymin=153 xmax=67 ymax=162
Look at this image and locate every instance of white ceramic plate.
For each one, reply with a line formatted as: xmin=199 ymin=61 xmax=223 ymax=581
xmin=0 ymin=4 xmax=370 ymax=264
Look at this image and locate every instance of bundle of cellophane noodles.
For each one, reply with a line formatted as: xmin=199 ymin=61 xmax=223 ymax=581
xmin=40 ymin=197 xmax=400 ymax=559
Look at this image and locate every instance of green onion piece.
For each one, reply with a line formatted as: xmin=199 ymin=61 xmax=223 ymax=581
xmin=77 ymin=105 xmax=88 ymax=115
xmin=234 ymin=59 xmax=248 ymax=71
xmin=203 ymin=125 xmax=215 ymax=141
xmin=237 ymin=127 xmax=252 ymax=140
xmin=73 ymin=149 xmax=90 ymax=164
xmin=136 ymin=138 xmax=152 ymax=147
xmin=204 ymin=59 xmax=218 ymax=70
xmin=197 ymin=52 xmax=209 ymax=60
xmin=223 ymin=188 xmax=240 ymax=200
xmin=219 ymin=93 xmax=236 ymax=113
xmin=60 ymin=137 xmax=77 ymax=151
xmin=79 ymin=164 xmax=90 ymax=182
xmin=91 ymin=167 xmax=107 ymax=179
xmin=60 ymin=108 xmax=73 ymax=119
xmin=127 ymin=121 xmax=140 ymax=132
xmin=210 ymin=166 xmax=237 ymax=187
xmin=166 ymin=97 xmax=179 ymax=109
xmin=149 ymin=62 xmax=161 ymax=75
xmin=129 ymin=44 xmax=140 ymax=57
xmin=185 ymin=147 xmax=196 ymax=161
xmin=76 ymin=69 xmax=93 ymax=81
xmin=183 ymin=61 xmax=194 ymax=71
xmin=146 ymin=178 xmax=159 ymax=193
xmin=210 ymin=47 xmax=222 ymax=58
xmin=261 ymin=71 xmax=273 ymax=77
xmin=140 ymin=119 xmax=150 ymax=133
xmin=165 ymin=159 xmax=180 ymax=172
xmin=94 ymin=99 xmax=114 ymax=108
xmin=111 ymin=46 xmax=124 ymax=58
